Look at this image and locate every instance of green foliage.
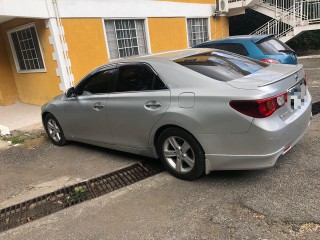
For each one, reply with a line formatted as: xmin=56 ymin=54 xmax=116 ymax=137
xmin=68 ymin=186 xmax=89 ymax=204
xmin=1 ymin=134 xmax=29 ymax=144
xmin=287 ymin=30 xmax=320 ymax=51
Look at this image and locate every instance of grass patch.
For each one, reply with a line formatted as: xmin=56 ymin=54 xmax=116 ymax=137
xmin=68 ymin=186 xmax=90 ymax=204
xmin=1 ymin=134 xmax=30 ymax=144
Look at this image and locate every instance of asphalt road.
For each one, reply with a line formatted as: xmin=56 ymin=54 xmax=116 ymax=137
xmin=0 ymin=56 xmax=319 ymax=240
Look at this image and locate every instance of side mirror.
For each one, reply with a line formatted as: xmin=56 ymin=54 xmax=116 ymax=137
xmin=65 ymin=87 xmax=76 ymax=98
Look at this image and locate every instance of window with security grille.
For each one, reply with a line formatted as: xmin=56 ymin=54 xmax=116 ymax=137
xmin=187 ymin=18 xmax=209 ymax=47
xmin=8 ymin=24 xmax=45 ymax=72
xmin=104 ymin=19 xmax=148 ymax=60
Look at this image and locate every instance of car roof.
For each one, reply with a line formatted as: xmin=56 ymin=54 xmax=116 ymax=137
xmin=92 ymin=48 xmax=234 ymax=89
xmin=197 ymin=34 xmax=274 ymax=45
xmin=93 ymin=48 xmax=215 ymax=71
xmin=90 ymin=48 xmax=215 ymax=77
xmin=110 ymin=48 xmax=213 ymax=63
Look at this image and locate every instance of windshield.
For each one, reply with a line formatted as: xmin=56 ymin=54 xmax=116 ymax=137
xmin=256 ymin=37 xmax=294 ymax=55
xmin=174 ymin=50 xmax=268 ymax=81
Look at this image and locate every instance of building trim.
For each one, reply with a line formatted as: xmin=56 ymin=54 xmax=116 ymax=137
xmin=55 ymin=0 xmax=215 ymax=19
xmin=144 ymin=18 xmax=152 ymax=54
xmin=45 ymin=18 xmax=73 ymax=92
xmin=1 ymin=1 xmax=216 ymax=21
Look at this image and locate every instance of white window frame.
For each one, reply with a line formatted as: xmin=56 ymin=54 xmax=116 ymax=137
xmin=102 ymin=18 xmax=151 ymax=61
xmin=7 ymin=23 xmax=46 ymax=74
xmin=186 ymin=17 xmax=211 ymax=48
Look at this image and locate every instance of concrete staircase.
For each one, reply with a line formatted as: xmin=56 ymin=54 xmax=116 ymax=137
xmin=228 ymin=0 xmax=320 ymax=42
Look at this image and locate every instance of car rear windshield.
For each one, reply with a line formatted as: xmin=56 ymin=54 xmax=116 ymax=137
xmin=174 ymin=51 xmax=268 ymax=82
xmin=256 ymin=37 xmax=294 ymax=55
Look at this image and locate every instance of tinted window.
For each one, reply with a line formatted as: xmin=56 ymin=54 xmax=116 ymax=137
xmin=175 ymin=51 xmax=267 ymax=82
xmin=77 ymin=69 xmax=116 ymax=95
xmin=256 ymin=37 xmax=293 ymax=55
xmin=212 ymin=43 xmax=249 ymax=56
xmin=115 ymin=65 xmax=167 ymax=92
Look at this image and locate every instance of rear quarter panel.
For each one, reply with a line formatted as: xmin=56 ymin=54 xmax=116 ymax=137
xmin=148 ymin=85 xmax=267 ymax=147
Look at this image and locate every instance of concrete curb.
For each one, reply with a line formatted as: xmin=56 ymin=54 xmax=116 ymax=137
xmin=0 ymin=125 xmax=10 ymax=136
xmin=298 ymin=55 xmax=320 ymax=59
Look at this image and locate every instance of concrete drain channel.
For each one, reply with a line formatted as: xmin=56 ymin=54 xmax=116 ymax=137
xmin=0 ymin=162 xmax=164 ymax=233
xmin=312 ymin=101 xmax=320 ymax=116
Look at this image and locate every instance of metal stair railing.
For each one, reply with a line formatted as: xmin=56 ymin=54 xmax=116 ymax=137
xmin=298 ymin=0 xmax=320 ymax=23
xmin=258 ymin=0 xmax=294 ymax=12
xmin=251 ymin=0 xmax=320 ymax=39
xmin=250 ymin=5 xmax=295 ymax=35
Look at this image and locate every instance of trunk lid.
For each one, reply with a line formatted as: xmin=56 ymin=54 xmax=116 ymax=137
xmin=227 ymin=64 xmax=308 ymax=120
xmin=227 ymin=64 xmax=303 ymax=91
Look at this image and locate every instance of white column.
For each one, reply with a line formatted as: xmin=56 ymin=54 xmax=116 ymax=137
xmin=45 ymin=18 xmax=73 ymax=92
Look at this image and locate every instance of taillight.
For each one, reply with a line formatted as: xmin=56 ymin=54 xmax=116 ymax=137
xmin=230 ymin=92 xmax=288 ymax=118
xmin=260 ymin=58 xmax=281 ymax=64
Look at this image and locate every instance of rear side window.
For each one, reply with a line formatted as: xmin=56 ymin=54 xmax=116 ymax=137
xmin=174 ymin=50 xmax=267 ymax=82
xmin=256 ymin=37 xmax=293 ymax=55
xmin=115 ymin=64 xmax=167 ymax=92
xmin=211 ymin=43 xmax=249 ymax=56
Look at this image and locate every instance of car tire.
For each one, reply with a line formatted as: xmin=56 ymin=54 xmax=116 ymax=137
xmin=44 ymin=113 xmax=68 ymax=146
xmin=157 ymin=127 xmax=205 ymax=181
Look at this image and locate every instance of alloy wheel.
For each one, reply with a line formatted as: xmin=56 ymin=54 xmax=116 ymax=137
xmin=47 ymin=119 xmax=61 ymax=142
xmin=163 ymin=136 xmax=195 ymax=173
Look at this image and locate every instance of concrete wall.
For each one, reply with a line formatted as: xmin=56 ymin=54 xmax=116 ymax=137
xmin=148 ymin=18 xmax=188 ymax=53
xmin=62 ymin=18 xmax=109 ymax=84
xmin=211 ymin=16 xmax=229 ymax=39
xmin=0 ymin=31 xmax=18 ymax=105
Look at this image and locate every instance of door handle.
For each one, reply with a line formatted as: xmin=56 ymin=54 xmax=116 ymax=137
xmin=145 ymin=100 xmax=161 ymax=110
xmin=93 ymin=102 xmax=105 ymax=111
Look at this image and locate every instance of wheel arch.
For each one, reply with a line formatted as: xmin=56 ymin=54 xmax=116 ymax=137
xmin=42 ymin=111 xmax=51 ymax=124
xmin=153 ymin=124 xmax=205 ymax=155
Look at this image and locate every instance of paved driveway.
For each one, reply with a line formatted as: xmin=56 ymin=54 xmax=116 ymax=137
xmin=0 ymin=56 xmax=319 ymax=240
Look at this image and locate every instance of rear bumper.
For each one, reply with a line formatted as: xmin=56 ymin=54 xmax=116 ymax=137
xmin=204 ymin=121 xmax=309 ymax=173
xmin=197 ymin=92 xmax=312 ymax=173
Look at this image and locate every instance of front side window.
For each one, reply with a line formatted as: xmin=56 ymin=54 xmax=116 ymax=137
xmin=187 ymin=18 xmax=209 ymax=47
xmin=115 ymin=65 xmax=167 ymax=92
xmin=8 ymin=24 xmax=45 ymax=72
xmin=77 ymin=69 xmax=116 ymax=95
xmin=105 ymin=19 xmax=148 ymax=59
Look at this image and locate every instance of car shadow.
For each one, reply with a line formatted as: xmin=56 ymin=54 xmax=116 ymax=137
xmin=203 ymin=169 xmax=267 ymax=182
xmin=68 ymin=140 xmax=164 ymax=169
xmin=57 ymin=140 xmax=273 ymax=183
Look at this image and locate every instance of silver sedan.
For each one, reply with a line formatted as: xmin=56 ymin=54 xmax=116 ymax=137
xmin=42 ymin=49 xmax=312 ymax=180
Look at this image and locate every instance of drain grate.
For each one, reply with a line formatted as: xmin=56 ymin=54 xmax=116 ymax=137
xmin=312 ymin=101 xmax=320 ymax=116
xmin=0 ymin=162 xmax=163 ymax=233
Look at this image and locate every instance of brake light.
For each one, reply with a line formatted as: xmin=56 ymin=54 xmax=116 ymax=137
xmin=230 ymin=92 xmax=288 ymax=118
xmin=260 ymin=58 xmax=280 ymax=64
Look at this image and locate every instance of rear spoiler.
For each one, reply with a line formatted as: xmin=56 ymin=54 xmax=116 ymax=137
xmin=251 ymin=34 xmax=274 ymax=44
xmin=258 ymin=64 xmax=303 ymax=87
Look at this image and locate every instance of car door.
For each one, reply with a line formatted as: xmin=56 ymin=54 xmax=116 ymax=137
xmin=63 ymin=68 xmax=116 ymax=144
xmin=106 ymin=63 xmax=170 ymax=149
